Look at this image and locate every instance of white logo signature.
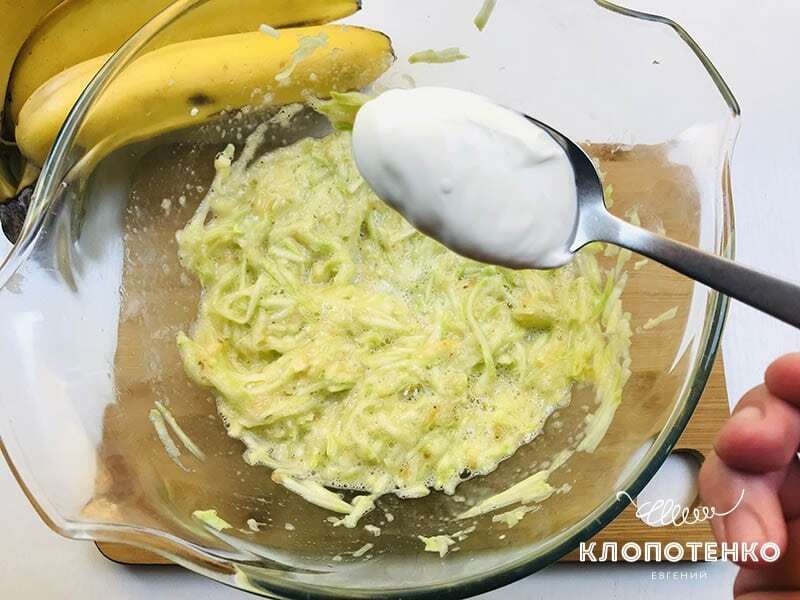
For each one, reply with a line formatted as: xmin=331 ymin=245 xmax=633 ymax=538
xmin=616 ymin=489 xmax=745 ymax=528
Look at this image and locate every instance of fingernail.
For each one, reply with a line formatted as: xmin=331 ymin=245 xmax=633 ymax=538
xmin=723 ymin=503 xmax=767 ymax=544
xmin=732 ymin=405 xmax=763 ymax=424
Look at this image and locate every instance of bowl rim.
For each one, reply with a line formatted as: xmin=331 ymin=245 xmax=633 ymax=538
xmin=0 ymin=1 xmax=740 ymax=598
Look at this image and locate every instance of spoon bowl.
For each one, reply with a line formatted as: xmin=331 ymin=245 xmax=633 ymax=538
xmin=520 ymin=115 xmax=607 ymax=253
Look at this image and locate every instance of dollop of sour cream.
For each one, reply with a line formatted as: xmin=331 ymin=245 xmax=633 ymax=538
xmin=351 ymin=87 xmax=578 ymax=269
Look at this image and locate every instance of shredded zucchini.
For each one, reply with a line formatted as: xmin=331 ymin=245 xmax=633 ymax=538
xmin=492 ymin=504 xmax=537 ymax=528
xmin=271 ymin=470 xmax=353 ymax=513
xmin=642 ymin=306 xmax=678 ymax=331
xmin=193 ymin=509 xmax=232 ymax=531
xmin=149 ymin=408 xmax=185 ymax=469
xmin=176 ymin=127 xmax=632 ymax=515
xmin=258 ymin=23 xmax=280 ymax=39
xmin=418 ymin=525 xmax=474 ymax=556
xmin=418 ymin=534 xmax=455 ymax=557
xmin=154 ymin=401 xmax=205 ymax=461
xmin=310 ymin=91 xmax=372 ymax=131
xmin=275 ymin=33 xmax=329 ymax=82
xmin=459 ymin=470 xmax=554 ymax=519
xmin=408 ymin=47 xmax=468 ymax=64
xmin=352 ymin=542 xmax=373 ymax=557
xmin=474 ymin=0 xmax=498 ymax=31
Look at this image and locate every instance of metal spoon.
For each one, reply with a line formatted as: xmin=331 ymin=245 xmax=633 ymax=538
xmin=528 ymin=115 xmax=800 ymax=329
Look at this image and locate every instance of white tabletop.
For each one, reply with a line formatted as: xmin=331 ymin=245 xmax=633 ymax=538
xmin=3 ymin=1 xmax=799 ymax=597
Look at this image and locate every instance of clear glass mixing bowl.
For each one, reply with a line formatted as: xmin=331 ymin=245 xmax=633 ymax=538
xmin=0 ymin=1 xmax=738 ymax=598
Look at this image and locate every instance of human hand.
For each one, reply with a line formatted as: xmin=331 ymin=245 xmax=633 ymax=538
xmin=699 ymin=353 xmax=800 ymax=599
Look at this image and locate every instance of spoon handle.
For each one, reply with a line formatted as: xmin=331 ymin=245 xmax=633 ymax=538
xmin=601 ymin=216 xmax=800 ymax=329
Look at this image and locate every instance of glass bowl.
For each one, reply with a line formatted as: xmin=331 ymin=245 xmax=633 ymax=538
xmin=0 ymin=1 xmax=738 ymax=598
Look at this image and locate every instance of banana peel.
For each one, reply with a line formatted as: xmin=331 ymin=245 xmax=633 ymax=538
xmin=8 ymin=0 xmax=361 ymax=123
xmin=16 ymin=25 xmax=394 ymax=166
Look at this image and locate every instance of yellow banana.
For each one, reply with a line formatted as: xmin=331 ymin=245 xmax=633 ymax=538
xmin=15 ymin=161 xmax=40 ymax=192
xmin=0 ymin=0 xmax=62 ymax=200
xmin=9 ymin=0 xmax=361 ymax=123
xmin=16 ymin=25 xmax=394 ymax=166
xmin=0 ymin=162 xmax=16 ymax=200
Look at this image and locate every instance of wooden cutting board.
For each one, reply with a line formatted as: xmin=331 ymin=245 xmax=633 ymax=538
xmin=95 ymin=354 xmax=728 ymax=565
xmin=561 ymin=352 xmax=729 ymax=561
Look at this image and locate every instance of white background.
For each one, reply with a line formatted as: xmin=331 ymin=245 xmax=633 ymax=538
xmin=3 ymin=1 xmax=800 ymax=598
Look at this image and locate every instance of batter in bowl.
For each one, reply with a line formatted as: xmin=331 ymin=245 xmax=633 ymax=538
xmin=176 ymin=107 xmax=632 ymax=528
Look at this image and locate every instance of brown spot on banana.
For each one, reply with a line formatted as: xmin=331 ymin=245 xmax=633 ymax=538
xmin=188 ymin=93 xmax=214 ymax=107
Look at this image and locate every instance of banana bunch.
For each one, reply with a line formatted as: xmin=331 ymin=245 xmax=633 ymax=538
xmin=0 ymin=0 xmax=62 ymax=199
xmin=1 ymin=0 xmax=394 ymax=201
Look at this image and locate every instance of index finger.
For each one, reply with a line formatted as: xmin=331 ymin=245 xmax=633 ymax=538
xmin=715 ymin=353 xmax=800 ymax=474
xmin=765 ymin=352 xmax=800 ymax=406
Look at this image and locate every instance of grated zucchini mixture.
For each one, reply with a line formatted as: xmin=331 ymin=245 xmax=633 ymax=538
xmin=176 ymin=125 xmax=632 ymax=514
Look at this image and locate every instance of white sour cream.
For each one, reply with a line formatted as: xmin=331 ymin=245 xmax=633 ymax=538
xmin=351 ymin=87 xmax=578 ymax=269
